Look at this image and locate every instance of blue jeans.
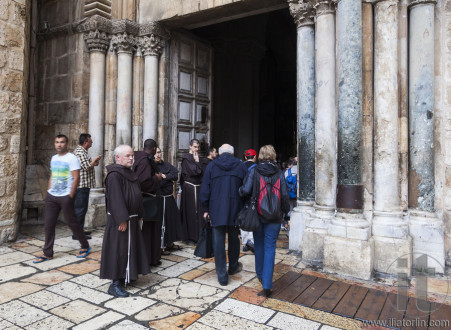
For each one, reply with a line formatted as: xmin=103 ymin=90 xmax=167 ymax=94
xmin=253 ymin=222 xmax=280 ymax=290
xmin=74 ymin=188 xmax=90 ymax=230
xmin=212 ymin=225 xmax=240 ymax=284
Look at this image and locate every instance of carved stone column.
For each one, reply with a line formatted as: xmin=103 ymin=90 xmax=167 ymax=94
xmin=287 ymin=1 xmax=315 ymax=252
xmin=301 ymin=0 xmax=336 ymax=264
xmin=132 ymin=46 xmax=144 ymax=150
xmin=370 ymin=0 xmax=412 ymax=276
xmin=408 ymin=0 xmax=444 ymax=271
xmin=104 ymin=41 xmax=117 ymax=171
xmin=139 ymin=23 xmax=169 ymax=142
xmin=84 ymin=29 xmax=110 ymax=187
xmin=112 ymin=20 xmax=139 ymax=146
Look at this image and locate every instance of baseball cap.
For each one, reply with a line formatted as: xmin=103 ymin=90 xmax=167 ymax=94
xmin=245 ymin=149 xmax=257 ymax=157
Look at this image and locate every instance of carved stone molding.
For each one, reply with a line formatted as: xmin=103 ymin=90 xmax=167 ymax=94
xmin=311 ymin=0 xmax=335 ymax=16
xmin=111 ymin=32 xmax=136 ymax=54
xmin=84 ymin=29 xmax=111 ymax=53
xmin=139 ymin=22 xmax=170 ymax=40
xmin=78 ymin=14 xmax=112 ymax=34
xmin=408 ymin=0 xmax=436 ymax=7
xmin=288 ymin=0 xmax=315 ymax=28
xmin=112 ymin=19 xmax=140 ymax=35
xmin=139 ymin=34 xmax=164 ymax=56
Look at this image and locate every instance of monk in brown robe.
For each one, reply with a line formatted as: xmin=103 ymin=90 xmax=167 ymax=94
xmin=133 ymin=139 xmax=163 ymax=266
xmin=180 ymin=138 xmax=204 ymax=244
xmin=100 ymin=145 xmax=149 ymax=298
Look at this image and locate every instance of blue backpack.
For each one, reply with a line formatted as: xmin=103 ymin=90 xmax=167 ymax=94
xmin=286 ymin=168 xmax=297 ymax=199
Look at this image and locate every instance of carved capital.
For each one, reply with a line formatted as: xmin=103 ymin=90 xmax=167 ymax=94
xmin=111 ymin=32 xmax=136 ymax=54
xmin=139 ymin=22 xmax=171 ymax=40
xmin=112 ymin=19 xmax=140 ymax=35
xmin=139 ymin=34 xmax=165 ymax=56
xmin=408 ymin=0 xmax=436 ymax=7
xmin=84 ymin=29 xmax=111 ymax=53
xmin=288 ymin=0 xmax=315 ymax=28
xmin=311 ymin=0 xmax=335 ymax=16
xmin=78 ymin=14 xmax=112 ymax=34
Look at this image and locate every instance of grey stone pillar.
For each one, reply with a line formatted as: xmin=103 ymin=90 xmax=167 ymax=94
xmin=301 ymin=0 xmax=335 ymax=264
xmin=84 ymin=29 xmax=110 ymax=188
xmin=323 ymin=0 xmax=373 ymax=280
xmin=408 ymin=0 xmax=444 ymax=272
xmin=104 ymin=42 xmax=117 ymax=169
xmin=112 ymin=31 xmax=135 ymax=146
xmin=370 ymin=0 xmax=412 ymax=276
xmin=287 ymin=1 xmax=315 ymax=252
xmin=132 ymin=46 xmax=143 ymax=151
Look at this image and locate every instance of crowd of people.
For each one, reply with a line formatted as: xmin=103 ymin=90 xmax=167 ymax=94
xmin=33 ymin=134 xmax=297 ymax=298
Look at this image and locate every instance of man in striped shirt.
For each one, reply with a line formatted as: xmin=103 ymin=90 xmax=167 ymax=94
xmin=73 ymin=133 xmax=101 ymax=240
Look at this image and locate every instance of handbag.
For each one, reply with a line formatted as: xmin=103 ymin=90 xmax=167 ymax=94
xmin=236 ymin=172 xmax=260 ymax=232
xmin=194 ymin=215 xmax=214 ymax=258
xmin=142 ymin=194 xmax=163 ymax=222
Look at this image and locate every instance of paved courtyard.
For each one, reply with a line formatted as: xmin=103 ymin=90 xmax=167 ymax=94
xmin=0 ymin=224 xmax=387 ymax=329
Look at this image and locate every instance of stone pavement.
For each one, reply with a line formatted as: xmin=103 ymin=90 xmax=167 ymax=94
xmin=0 ymin=224 xmax=366 ymax=329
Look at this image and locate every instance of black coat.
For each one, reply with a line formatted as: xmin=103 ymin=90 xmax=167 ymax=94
xmin=100 ymin=164 xmax=149 ymax=280
xmin=199 ymin=153 xmax=248 ymax=227
xmin=239 ymin=161 xmax=290 ymax=223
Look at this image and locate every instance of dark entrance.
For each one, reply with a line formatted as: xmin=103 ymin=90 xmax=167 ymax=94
xmin=192 ymin=9 xmax=297 ymax=162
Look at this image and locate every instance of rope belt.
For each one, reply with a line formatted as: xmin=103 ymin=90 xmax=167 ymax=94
xmin=159 ymin=195 xmax=172 ymax=248
xmin=184 ymin=182 xmax=200 ymax=214
xmin=125 ymin=214 xmax=138 ymax=285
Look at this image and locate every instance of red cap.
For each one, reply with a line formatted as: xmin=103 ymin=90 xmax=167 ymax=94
xmin=245 ymin=149 xmax=257 ymax=157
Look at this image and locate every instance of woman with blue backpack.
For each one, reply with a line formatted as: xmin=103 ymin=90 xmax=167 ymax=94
xmin=238 ymin=145 xmax=290 ymax=297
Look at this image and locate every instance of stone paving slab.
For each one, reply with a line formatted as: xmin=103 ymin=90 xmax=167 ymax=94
xmin=135 ymin=302 xmax=185 ymax=322
xmin=158 ymin=259 xmax=205 ymax=278
xmin=109 ymin=320 xmax=148 ymax=330
xmin=148 ymin=311 xmax=201 ymax=329
xmin=0 ymin=300 xmax=50 ymax=327
xmin=104 ymin=296 xmax=157 ymax=315
xmin=72 ymin=310 xmax=124 ymax=330
xmin=214 ymin=298 xmax=275 ymax=324
xmin=196 ymin=310 xmax=273 ymax=330
xmin=19 ymin=289 xmax=70 ymax=310
xmin=0 ymin=282 xmax=44 ymax=304
xmin=21 ymin=269 xmax=73 ymax=285
xmin=0 ymin=251 xmax=35 ymax=267
xmin=47 ymin=280 xmax=113 ymax=304
xmin=25 ymin=315 xmax=75 ymax=330
xmin=50 ymin=299 xmax=106 ymax=324
xmin=23 ymin=253 xmax=80 ymax=271
xmin=267 ymin=311 xmax=321 ymax=330
xmin=0 ymin=263 xmax=37 ymax=282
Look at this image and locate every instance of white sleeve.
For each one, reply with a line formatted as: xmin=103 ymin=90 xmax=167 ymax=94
xmin=70 ymin=154 xmax=81 ymax=171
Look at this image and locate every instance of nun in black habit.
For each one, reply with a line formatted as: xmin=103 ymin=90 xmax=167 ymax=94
xmin=180 ymin=139 xmax=204 ymax=243
xmin=100 ymin=145 xmax=149 ymax=298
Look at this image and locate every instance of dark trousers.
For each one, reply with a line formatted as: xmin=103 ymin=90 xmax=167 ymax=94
xmin=43 ymin=193 xmax=89 ymax=257
xmin=253 ymin=222 xmax=280 ymax=290
xmin=211 ymin=225 xmax=240 ymax=284
xmin=74 ymin=187 xmax=90 ymax=230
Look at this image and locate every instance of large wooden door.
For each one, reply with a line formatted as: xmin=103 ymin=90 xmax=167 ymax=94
xmin=169 ymin=31 xmax=213 ymax=168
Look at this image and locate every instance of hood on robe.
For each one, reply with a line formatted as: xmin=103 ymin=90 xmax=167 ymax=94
xmin=182 ymin=153 xmax=195 ymax=162
xmin=256 ymin=161 xmax=280 ymax=177
xmin=106 ymin=164 xmax=139 ymax=182
xmin=155 ymin=160 xmax=171 ymax=174
xmin=212 ymin=152 xmax=242 ymax=171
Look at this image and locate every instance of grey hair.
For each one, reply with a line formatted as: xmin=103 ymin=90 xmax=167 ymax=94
xmin=218 ymin=144 xmax=234 ymax=155
xmin=113 ymin=145 xmax=131 ymax=163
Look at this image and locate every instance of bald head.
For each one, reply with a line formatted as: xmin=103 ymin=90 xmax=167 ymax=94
xmin=218 ymin=144 xmax=234 ymax=155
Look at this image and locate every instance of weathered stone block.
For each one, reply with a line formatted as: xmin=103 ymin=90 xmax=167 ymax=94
xmin=53 ymin=76 xmax=70 ymax=101
xmin=373 ymin=236 xmax=412 ymax=276
xmin=0 ymin=47 xmax=6 ymax=69
xmin=323 ymin=236 xmax=374 ymax=280
xmin=57 ymin=55 xmax=69 ymax=75
xmin=0 ymin=181 xmax=6 ymax=197
xmin=445 ymin=166 xmax=451 ymax=187
xmin=8 ymin=92 xmax=22 ymax=115
xmin=71 ymin=73 xmax=83 ymax=97
xmin=288 ymin=206 xmax=309 ymax=252
xmin=10 ymin=1 xmax=26 ymax=27
xmin=0 ymin=71 xmax=23 ymax=92
xmin=0 ymin=226 xmax=15 ymax=243
xmin=0 ymin=136 xmax=8 ymax=151
xmin=6 ymin=178 xmax=17 ymax=196
xmin=9 ymin=134 xmax=20 ymax=154
xmin=0 ymin=2 xmax=9 ymax=21
xmin=54 ymin=37 xmax=68 ymax=57
xmin=0 ymin=22 xmax=24 ymax=47
xmin=0 ymin=154 xmax=19 ymax=177
xmin=302 ymin=229 xmax=326 ymax=264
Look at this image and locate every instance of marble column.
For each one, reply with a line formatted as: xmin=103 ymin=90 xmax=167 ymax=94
xmin=287 ymin=1 xmax=316 ymax=252
xmin=84 ymin=29 xmax=110 ymax=188
xmin=132 ymin=46 xmax=144 ymax=150
xmin=140 ymin=34 xmax=164 ymax=141
xmin=301 ymin=0 xmax=335 ymax=264
xmin=323 ymin=0 xmax=373 ymax=280
xmin=112 ymin=32 xmax=135 ymax=146
xmin=371 ymin=0 xmax=411 ymax=276
xmin=408 ymin=0 xmax=444 ymax=271
xmin=104 ymin=42 xmax=117 ymax=169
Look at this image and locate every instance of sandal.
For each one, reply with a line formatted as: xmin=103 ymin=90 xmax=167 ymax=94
xmin=33 ymin=255 xmax=52 ymax=263
xmin=77 ymin=246 xmax=91 ymax=258
xmin=166 ymin=244 xmax=183 ymax=251
xmin=161 ymin=250 xmax=171 ymax=256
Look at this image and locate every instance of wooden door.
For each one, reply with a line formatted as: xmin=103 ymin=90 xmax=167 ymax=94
xmin=169 ymin=31 xmax=213 ymax=168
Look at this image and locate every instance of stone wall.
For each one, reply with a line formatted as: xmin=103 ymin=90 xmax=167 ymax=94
xmin=0 ymin=0 xmax=30 ymax=242
xmin=440 ymin=0 xmax=451 ymax=264
xmin=33 ymin=0 xmax=88 ymax=167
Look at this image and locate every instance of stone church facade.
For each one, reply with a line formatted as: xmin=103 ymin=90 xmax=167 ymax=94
xmin=1 ymin=0 xmax=451 ymax=280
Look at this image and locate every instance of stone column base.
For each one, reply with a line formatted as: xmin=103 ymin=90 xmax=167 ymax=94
xmin=409 ymin=210 xmax=445 ymax=273
xmin=288 ymin=201 xmax=313 ymax=252
xmin=373 ymin=236 xmax=412 ymax=276
xmin=324 ymin=235 xmax=374 ymax=280
xmin=85 ymin=189 xmax=106 ymax=228
xmin=302 ymin=227 xmax=327 ymax=265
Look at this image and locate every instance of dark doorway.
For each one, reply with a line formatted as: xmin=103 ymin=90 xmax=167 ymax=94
xmin=192 ymin=9 xmax=297 ymax=162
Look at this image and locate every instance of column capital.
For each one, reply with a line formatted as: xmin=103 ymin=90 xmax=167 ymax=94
xmin=111 ymin=32 xmax=136 ymax=54
xmin=139 ymin=34 xmax=165 ymax=56
xmin=288 ymin=1 xmax=315 ymax=28
xmin=408 ymin=0 xmax=436 ymax=7
xmin=311 ymin=0 xmax=335 ymax=16
xmin=84 ymin=29 xmax=111 ymax=53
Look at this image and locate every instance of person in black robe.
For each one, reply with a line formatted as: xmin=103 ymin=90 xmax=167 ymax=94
xmin=180 ymin=139 xmax=204 ymax=244
xmin=154 ymin=147 xmax=184 ymax=253
xmin=133 ymin=139 xmax=163 ymax=266
xmin=100 ymin=145 xmax=150 ymax=298
xmin=200 ymin=146 xmax=217 ymax=173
